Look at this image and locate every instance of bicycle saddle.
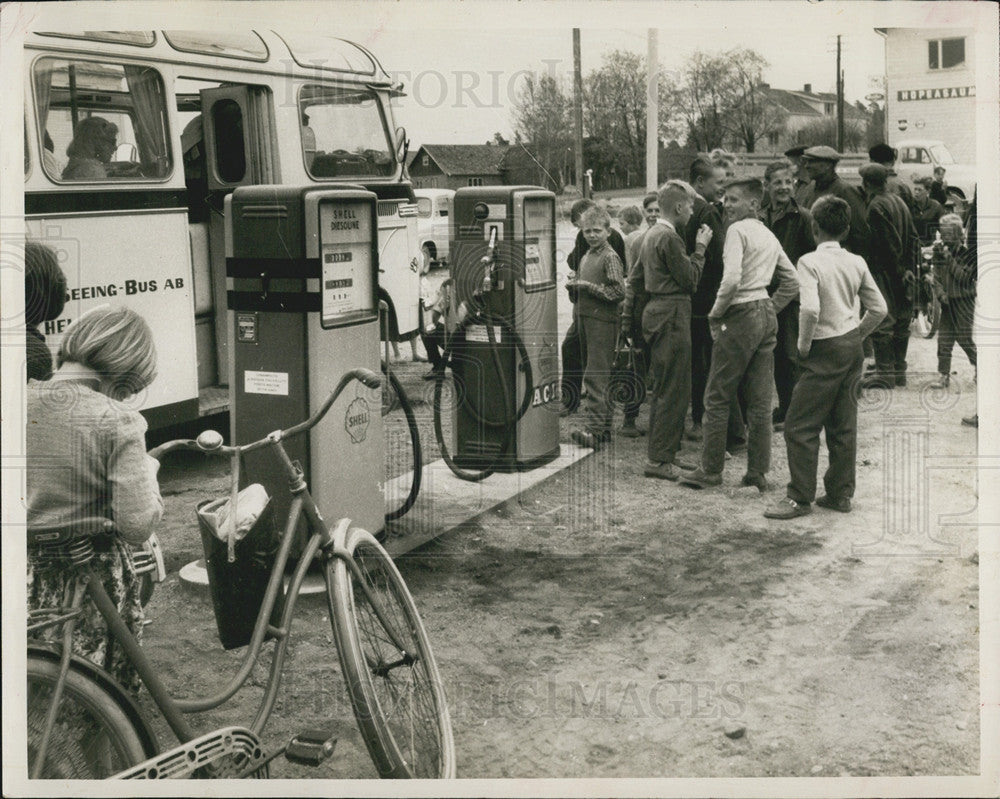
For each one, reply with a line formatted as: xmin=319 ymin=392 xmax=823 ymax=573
xmin=27 ymin=517 xmax=114 ymax=547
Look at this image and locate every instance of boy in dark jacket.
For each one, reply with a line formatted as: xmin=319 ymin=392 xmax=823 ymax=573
xmin=685 ymin=158 xmax=730 ymax=441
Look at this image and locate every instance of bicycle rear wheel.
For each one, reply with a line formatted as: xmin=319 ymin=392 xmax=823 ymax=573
xmin=27 ymin=656 xmax=149 ymax=778
xmin=327 ymin=528 xmax=455 ymax=778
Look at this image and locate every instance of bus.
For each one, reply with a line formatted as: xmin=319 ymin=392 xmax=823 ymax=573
xmin=23 ymin=30 xmax=422 ymax=428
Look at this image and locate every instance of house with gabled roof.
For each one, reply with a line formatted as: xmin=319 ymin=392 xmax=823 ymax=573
xmin=759 ymin=83 xmax=869 ymax=150
xmin=406 ymin=143 xmax=509 ymax=190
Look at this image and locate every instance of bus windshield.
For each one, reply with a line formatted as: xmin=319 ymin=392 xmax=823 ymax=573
xmin=300 ymin=84 xmax=395 ymax=179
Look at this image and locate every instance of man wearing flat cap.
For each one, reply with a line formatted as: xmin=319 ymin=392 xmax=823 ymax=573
xmin=784 ymin=145 xmax=814 ymax=208
xmin=868 ymin=143 xmax=914 ymax=211
xmin=859 ymin=162 xmax=919 ymax=389
xmin=801 ymin=145 xmax=869 ymax=259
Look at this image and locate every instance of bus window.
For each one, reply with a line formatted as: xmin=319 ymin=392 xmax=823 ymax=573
xmin=164 ymin=30 xmax=268 ymax=62
xmin=33 ymin=58 xmax=172 ymax=183
xmin=299 ymin=85 xmax=394 ymax=179
xmin=210 ymin=99 xmax=246 ymax=183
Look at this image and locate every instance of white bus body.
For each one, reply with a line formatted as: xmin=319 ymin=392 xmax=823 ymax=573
xmin=23 ymin=30 xmax=420 ymax=428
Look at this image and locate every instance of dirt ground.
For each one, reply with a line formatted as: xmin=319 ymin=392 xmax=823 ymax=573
xmin=138 ymin=217 xmax=982 ymax=780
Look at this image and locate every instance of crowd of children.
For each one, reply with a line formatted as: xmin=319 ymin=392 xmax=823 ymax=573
xmin=561 ymin=144 xmax=979 ymax=520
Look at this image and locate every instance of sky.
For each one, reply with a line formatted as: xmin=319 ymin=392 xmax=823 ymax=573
xmin=4 ymin=0 xmax=984 ymax=151
xmin=358 ymin=22 xmax=888 ymax=148
xmin=325 ymin=0 xmax=979 ymax=149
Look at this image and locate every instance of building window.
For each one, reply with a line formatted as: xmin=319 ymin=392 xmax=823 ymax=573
xmin=422 ymin=154 xmax=429 ymax=166
xmin=767 ymin=131 xmax=780 ymax=147
xmin=468 ymin=177 xmax=484 ymax=186
xmin=824 ymin=102 xmax=833 ymax=115
xmin=928 ymin=37 xmax=965 ymax=70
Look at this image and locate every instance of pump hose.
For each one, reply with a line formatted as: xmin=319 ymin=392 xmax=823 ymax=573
xmin=382 ymin=361 xmax=423 ymax=521
xmin=432 ymin=312 xmax=533 ymax=482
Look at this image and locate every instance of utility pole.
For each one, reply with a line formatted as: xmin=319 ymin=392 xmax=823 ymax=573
xmin=646 ymin=28 xmax=659 ymax=192
xmin=573 ymin=28 xmax=586 ymax=198
xmin=836 ymin=34 xmax=845 ymax=151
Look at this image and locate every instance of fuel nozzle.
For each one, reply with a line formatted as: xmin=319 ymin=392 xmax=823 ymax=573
xmin=479 ymin=226 xmax=501 ymax=294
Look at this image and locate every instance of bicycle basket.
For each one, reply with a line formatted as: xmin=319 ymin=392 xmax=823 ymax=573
xmin=196 ymin=492 xmax=285 ymax=650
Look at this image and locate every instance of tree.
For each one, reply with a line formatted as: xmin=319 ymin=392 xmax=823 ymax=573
xmin=580 ymin=50 xmax=683 ymax=190
xmin=796 ymin=116 xmax=866 ymax=152
xmin=672 ymin=50 xmax=734 ymax=152
xmin=511 ymin=73 xmax=572 ymax=188
xmin=864 ymin=104 xmax=885 ymax=148
xmin=669 ymin=47 xmax=786 ymax=153
xmin=489 ymin=132 xmax=510 ymax=147
xmin=584 ymin=50 xmax=647 ymax=188
xmin=726 ymin=49 xmax=787 ymax=152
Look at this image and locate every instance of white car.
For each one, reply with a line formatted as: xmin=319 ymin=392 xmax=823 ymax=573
xmin=893 ymin=139 xmax=976 ymax=210
xmin=414 ymin=188 xmax=454 ymax=273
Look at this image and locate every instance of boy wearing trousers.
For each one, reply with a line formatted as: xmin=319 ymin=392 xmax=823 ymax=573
xmin=765 ymin=197 xmax=887 ymax=519
xmin=681 ymin=178 xmax=798 ymax=492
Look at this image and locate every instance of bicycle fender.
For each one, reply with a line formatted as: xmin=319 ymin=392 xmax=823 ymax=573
xmin=27 ymin=644 xmax=159 ymax=759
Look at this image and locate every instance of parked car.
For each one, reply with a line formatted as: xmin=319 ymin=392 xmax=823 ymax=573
xmin=892 ymin=139 xmax=975 ymax=211
xmin=415 ymin=188 xmax=454 ymax=273
xmin=831 ymin=139 xmax=974 ymax=213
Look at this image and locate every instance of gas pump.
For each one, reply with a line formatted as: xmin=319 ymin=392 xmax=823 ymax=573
xmin=226 ymin=185 xmax=383 ymax=555
xmin=433 ymin=187 xmax=560 ymax=480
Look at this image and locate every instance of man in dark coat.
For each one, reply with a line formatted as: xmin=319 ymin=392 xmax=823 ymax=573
xmin=783 ymin=145 xmax=815 ymax=210
xmin=859 ymin=164 xmax=919 ymax=388
xmin=761 ymin=159 xmax=815 ymax=429
xmin=800 ymin=146 xmax=869 ymax=260
xmin=869 ymin=143 xmax=915 ymax=212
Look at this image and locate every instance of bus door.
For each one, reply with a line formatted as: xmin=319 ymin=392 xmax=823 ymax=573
xmin=198 ymin=85 xmax=279 ymax=401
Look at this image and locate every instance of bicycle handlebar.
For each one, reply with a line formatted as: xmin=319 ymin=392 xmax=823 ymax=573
xmin=148 ymin=368 xmax=381 ymax=461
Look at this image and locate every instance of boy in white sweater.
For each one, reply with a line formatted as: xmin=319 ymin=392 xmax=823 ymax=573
xmin=681 ymin=178 xmax=798 ymax=491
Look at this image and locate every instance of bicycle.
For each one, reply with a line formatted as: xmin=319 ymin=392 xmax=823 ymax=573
xmin=26 ymin=367 xmax=455 ymax=780
xmin=912 ymin=243 xmax=943 ymax=339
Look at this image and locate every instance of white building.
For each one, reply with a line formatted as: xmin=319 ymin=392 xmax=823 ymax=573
xmin=877 ymin=27 xmax=976 ymax=164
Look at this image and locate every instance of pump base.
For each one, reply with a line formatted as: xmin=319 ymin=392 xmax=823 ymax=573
xmin=383 ymin=442 xmax=598 ymax=558
xmin=451 ymin=445 xmax=560 ymax=473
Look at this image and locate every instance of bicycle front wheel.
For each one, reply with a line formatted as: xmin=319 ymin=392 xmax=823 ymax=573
xmin=327 ymin=528 xmax=455 ymax=778
xmin=27 ymin=656 xmax=150 ymax=778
